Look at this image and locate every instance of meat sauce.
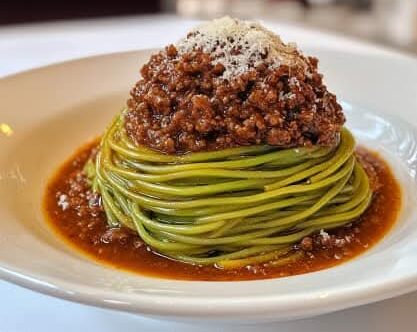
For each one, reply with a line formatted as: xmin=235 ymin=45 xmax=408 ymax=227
xmin=126 ymin=45 xmax=345 ymax=154
xmin=43 ymin=140 xmax=401 ymax=281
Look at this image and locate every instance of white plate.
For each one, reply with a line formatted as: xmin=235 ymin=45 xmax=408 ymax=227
xmin=1 ymin=49 xmax=417 ymax=323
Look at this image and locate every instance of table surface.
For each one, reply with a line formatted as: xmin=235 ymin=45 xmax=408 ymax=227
xmin=1 ymin=14 xmax=416 ymax=332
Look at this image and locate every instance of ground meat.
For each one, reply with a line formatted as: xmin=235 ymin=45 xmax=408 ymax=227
xmin=356 ymin=147 xmax=382 ymax=193
xmin=300 ymin=237 xmax=313 ymax=251
xmin=298 ymin=227 xmax=359 ymax=258
xmin=56 ymin=170 xmax=103 ymax=219
xmin=125 ymin=45 xmax=345 ymax=154
xmin=54 ymin=148 xmax=144 ymax=248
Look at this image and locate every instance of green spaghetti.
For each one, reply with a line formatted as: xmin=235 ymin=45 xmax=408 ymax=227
xmin=85 ymin=110 xmax=372 ymax=269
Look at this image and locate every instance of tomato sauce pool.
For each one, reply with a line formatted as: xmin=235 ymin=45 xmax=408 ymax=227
xmin=43 ymin=140 xmax=401 ymax=281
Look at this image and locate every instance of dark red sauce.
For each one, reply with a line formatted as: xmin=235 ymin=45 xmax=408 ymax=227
xmin=43 ymin=140 xmax=401 ymax=281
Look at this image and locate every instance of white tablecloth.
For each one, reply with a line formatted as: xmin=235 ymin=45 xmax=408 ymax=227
xmin=0 ymin=14 xmax=415 ymax=332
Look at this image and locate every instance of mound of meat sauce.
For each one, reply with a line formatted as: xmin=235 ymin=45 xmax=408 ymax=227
xmin=125 ymin=45 xmax=344 ymax=154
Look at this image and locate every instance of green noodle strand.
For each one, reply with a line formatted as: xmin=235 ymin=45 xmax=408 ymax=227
xmin=86 ymin=110 xmax=373 ymax=268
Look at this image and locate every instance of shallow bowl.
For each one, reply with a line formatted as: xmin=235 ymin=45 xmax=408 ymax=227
xmin=1 ymin=49 xmax=417 ymax=323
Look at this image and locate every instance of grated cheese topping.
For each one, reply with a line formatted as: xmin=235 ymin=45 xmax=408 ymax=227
xmin=176 ymin=16 xmax=308 ymax=80
xmin=58 ymin=194 xmax=69 ymax=211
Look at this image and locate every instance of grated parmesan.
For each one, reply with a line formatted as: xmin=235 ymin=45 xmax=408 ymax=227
xmin=319 ymin=229 xmax=330 ymax=241
xmin=57 ymin=194 xmax=69 ymax=211
xmin=176 ymin=16 xmax=308 ymax=80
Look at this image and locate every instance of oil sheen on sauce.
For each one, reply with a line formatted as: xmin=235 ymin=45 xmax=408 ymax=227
xmin=43 ymin=140 xmax=401 ymax=281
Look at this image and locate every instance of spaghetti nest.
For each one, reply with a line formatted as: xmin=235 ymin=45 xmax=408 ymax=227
xmin=85 ymin=110 xmax=371 ymax=269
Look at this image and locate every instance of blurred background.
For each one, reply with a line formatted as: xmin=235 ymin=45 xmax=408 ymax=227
xmin=2 ymin=0 xmax=417 ymax=53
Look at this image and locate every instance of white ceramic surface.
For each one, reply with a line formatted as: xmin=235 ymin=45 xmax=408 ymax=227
xmin=1 ymin=46 xmax=417 ymax=323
